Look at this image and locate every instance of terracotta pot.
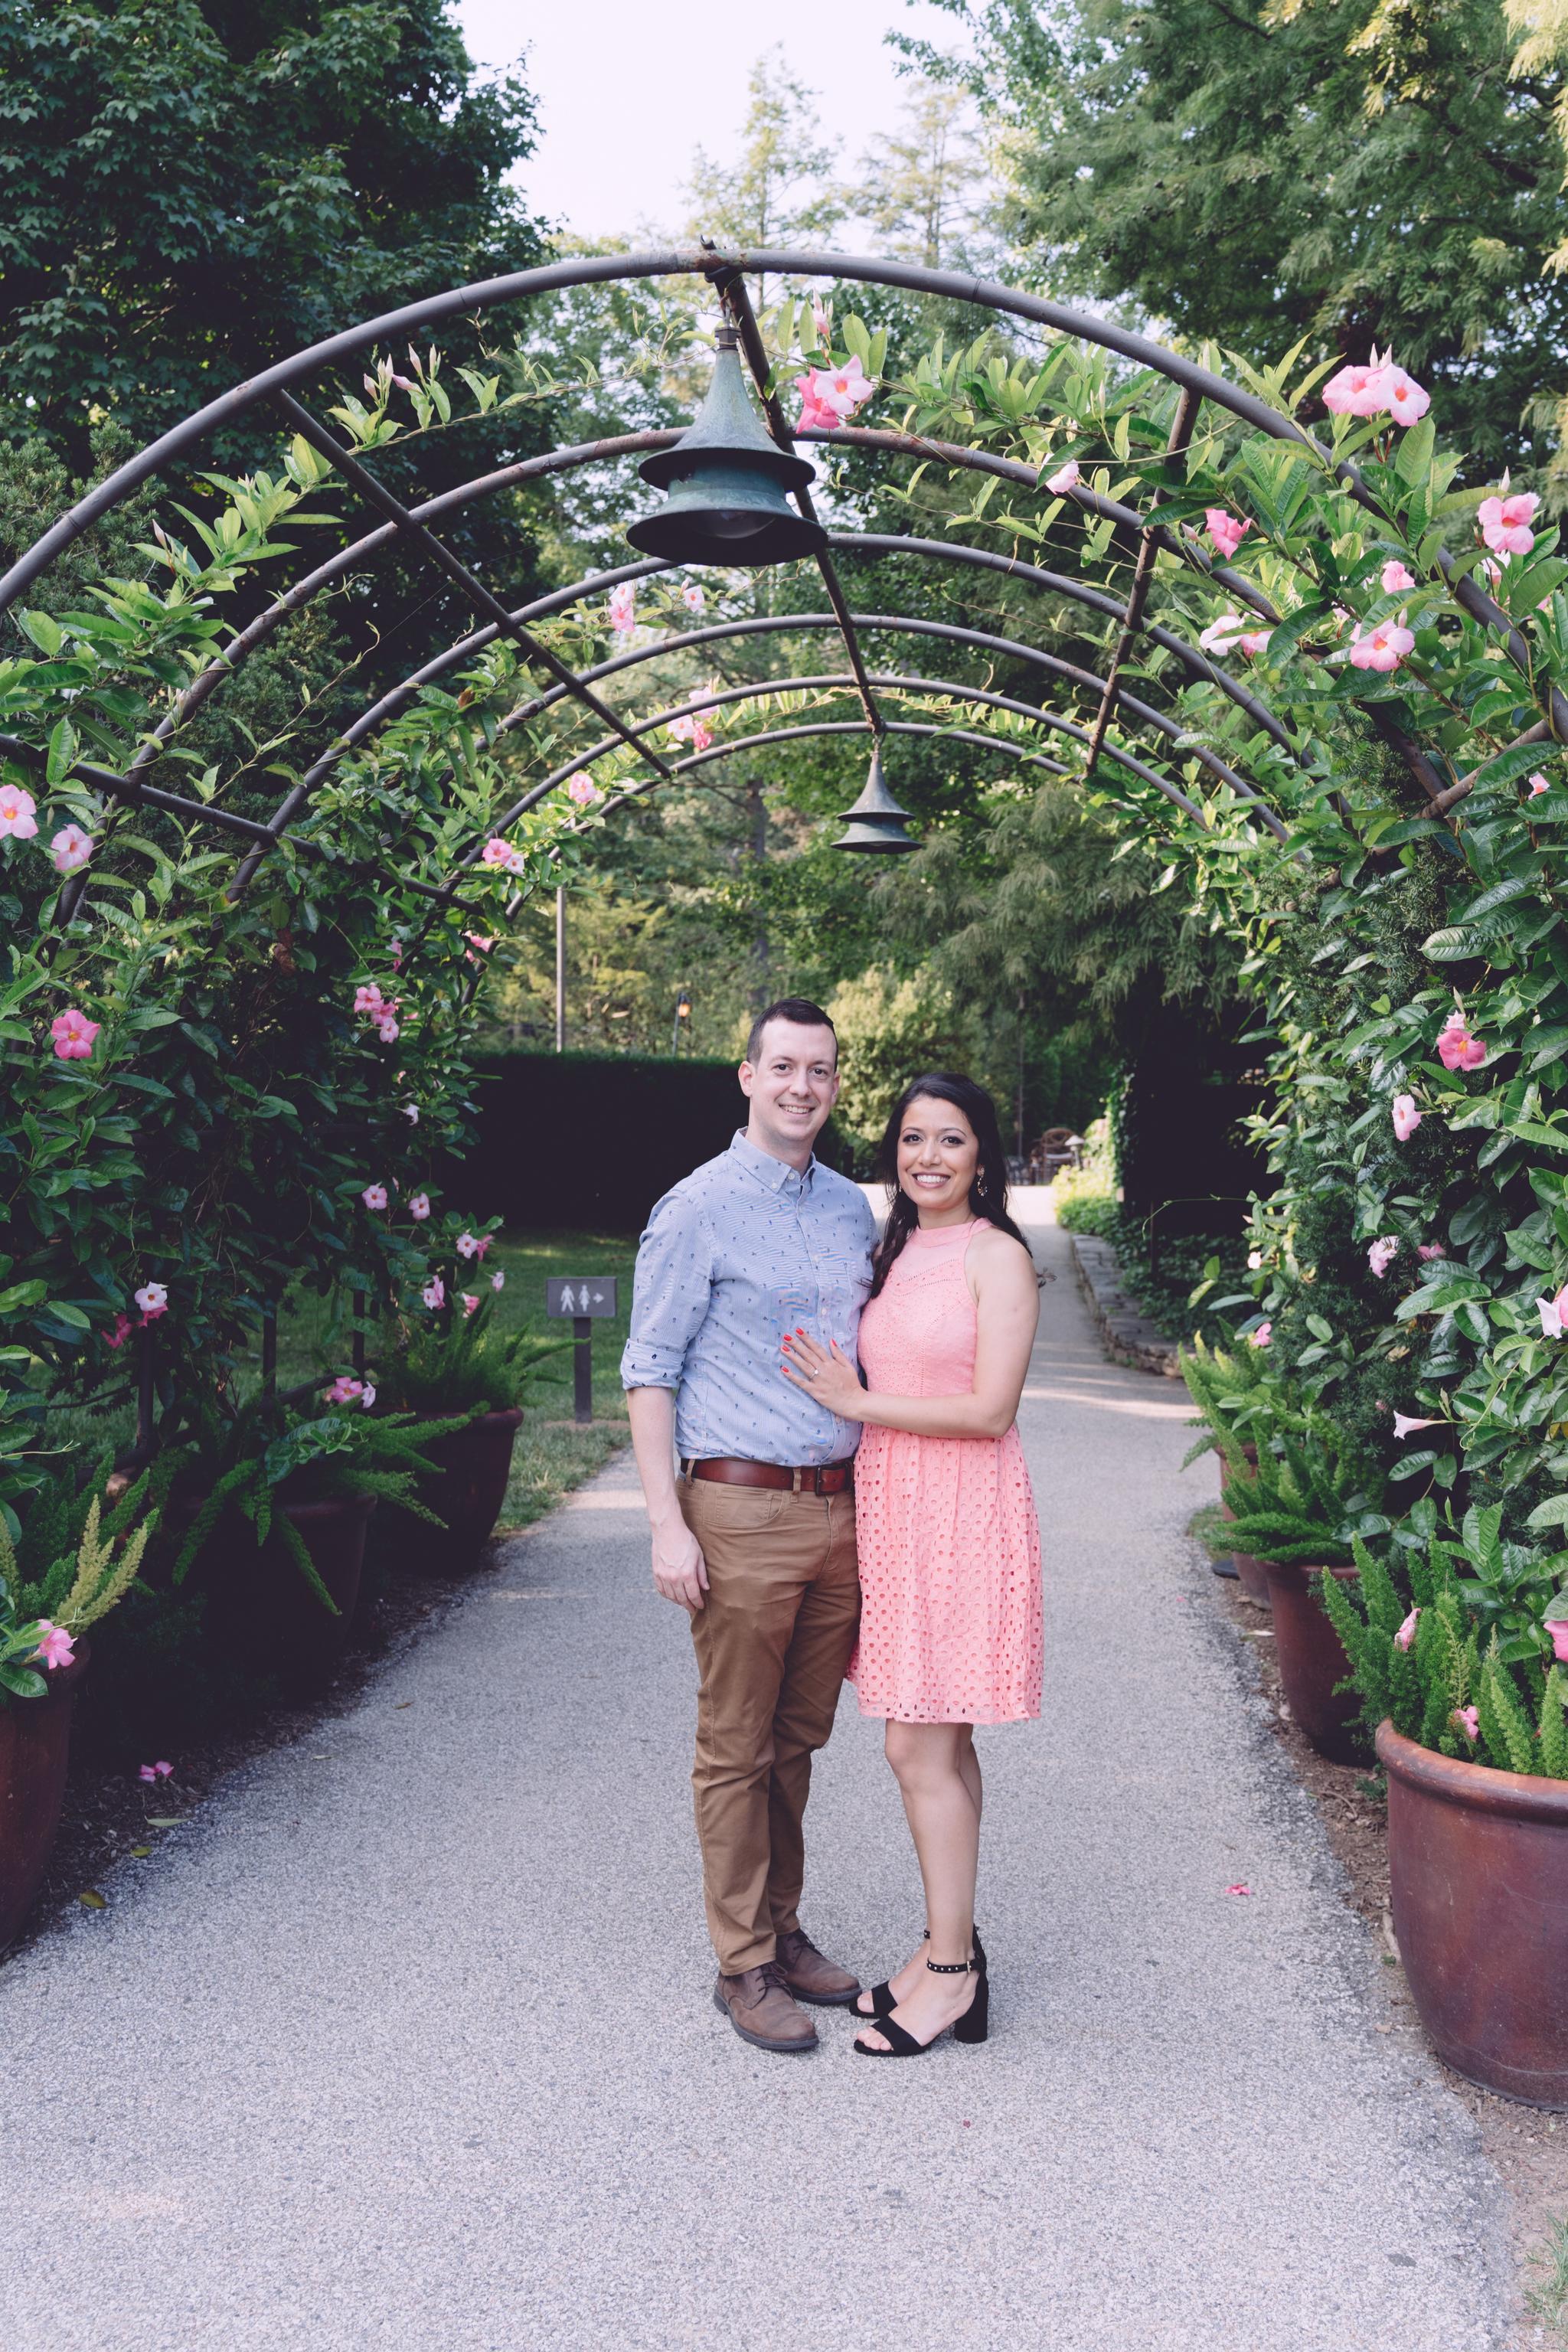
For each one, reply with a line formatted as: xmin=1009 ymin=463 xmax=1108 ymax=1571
xmin=1378 ymin=1720 xmax=1568 ymax=2107
xmin=0 ymin=1641 xmax=89 ymax=1946
xmin=396 ymin=1408 xmax=524 ymax=1574
xmin=1220 ymin=1447 xmax=1271 ymax=1604
xmin=207 ymin=1495 xmax=374 ymax=1690
xmin=1218 ymin=1500 xmax=1274 ymax=1606
xmin=1263 ymin=1560 xmax=1369 ymax=1764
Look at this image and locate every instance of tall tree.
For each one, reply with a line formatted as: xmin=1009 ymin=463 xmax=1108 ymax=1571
xmin=683 ymin=50 xmax=844 ymax=299
xmin=859 ymin=79 xmax=988 ymax=270
xmin=0 ymin=0 xmax=546 ymax=459
xmin=907 ymin=0 xmax=1568 ymax=473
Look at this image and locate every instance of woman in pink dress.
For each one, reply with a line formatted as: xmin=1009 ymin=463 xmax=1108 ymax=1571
xmin=781 ymin=1073 xmax=1041 ymax=2058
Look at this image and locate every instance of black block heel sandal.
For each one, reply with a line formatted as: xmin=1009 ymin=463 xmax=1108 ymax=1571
xmin=853 ymin=1953 xmax=989 ymax=2056
xmin=853 ymin=1926 xmax=985 ymax=2020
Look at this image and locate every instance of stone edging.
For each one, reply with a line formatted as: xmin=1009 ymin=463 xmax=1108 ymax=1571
xmin=1069 ymin=1233 xmax=1181 ymax=1377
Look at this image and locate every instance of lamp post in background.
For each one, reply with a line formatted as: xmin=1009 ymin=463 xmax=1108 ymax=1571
xmin=555 ymin=885 xmax=566 ymax=1054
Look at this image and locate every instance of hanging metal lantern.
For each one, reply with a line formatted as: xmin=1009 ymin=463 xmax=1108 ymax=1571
xmin=833 ymin=746 xmax=918 ymax=854
xmin=626 ymin=325 xmax=826 ymax=568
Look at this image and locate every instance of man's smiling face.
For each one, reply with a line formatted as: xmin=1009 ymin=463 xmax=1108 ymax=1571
xmin=739 ymin=1018 xmax=840 ymax=1167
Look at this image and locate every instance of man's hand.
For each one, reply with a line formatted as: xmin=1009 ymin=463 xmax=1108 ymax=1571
xmin=651 ymin=1508 xmax=709 ymax=1615
xmin=626 ymin=1385 xmax=709 ymax=1614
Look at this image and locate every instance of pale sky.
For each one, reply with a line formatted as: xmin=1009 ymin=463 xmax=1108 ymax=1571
xmin=453 ymin=0 xmax=960 ymax=247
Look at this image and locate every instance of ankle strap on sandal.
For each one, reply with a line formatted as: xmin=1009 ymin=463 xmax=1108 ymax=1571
xmin=926 ymin=1956 xmax=976 ymax=1974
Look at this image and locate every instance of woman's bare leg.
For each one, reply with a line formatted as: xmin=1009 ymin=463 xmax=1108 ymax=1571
xmin=956 ymin=1725 xmax=983 ymax=1824
xmin=856 ymin=1720 xmax=980 ymax=2050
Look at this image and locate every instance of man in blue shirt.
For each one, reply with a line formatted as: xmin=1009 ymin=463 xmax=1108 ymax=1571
xmin=622 ymin=998 xmax=877 ymax=2053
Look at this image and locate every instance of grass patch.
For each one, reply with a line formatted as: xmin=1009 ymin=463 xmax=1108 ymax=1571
xmin=1528 ymin=2216 xmax=1568 ymax=2342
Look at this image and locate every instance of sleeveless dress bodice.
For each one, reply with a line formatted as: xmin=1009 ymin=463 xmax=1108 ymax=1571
xmin=850 ymin=1220 xmax=1043 ymax=1725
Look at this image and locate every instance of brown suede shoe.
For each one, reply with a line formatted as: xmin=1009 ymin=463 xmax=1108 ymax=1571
xmin=776 ymin=1926 xmax=862 ymax=2007
xmin=713 ymin=1962 xmax=818 ymax=2053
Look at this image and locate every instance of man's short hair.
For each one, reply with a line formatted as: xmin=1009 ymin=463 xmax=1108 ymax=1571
xmin=745 ymin=997 xmax=838 ymax=1066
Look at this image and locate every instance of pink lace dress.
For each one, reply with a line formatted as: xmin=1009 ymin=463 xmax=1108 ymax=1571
xmin=848 ymin=1219 xmax=1043 ymax=1725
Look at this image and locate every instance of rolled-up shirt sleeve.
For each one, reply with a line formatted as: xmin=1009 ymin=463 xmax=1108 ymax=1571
xmin=619 ymin=1188 xmax=714 ymax=1391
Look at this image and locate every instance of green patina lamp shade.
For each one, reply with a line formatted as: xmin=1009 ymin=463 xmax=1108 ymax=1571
xmin=626 ymin=328 xmax=826 ymax=569
xmin=833 ymin=746 xmax=918 ymax=854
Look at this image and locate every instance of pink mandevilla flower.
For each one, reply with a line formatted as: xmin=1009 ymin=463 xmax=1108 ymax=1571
xmin=1204 ymin=509 xmax=1250 ymax=560
xmin=1367 ymin=1236 xmax=1398 ymax=1277
xmin=353 ymin=982 xmax=385 ymax=1014
xmin=1045 ymin=459 xmax=1080 ymax=495
xmin=814 ymin=357 xmax=874 ymax=417
xmin=1381 ymin=560 xmax=1416 ymax=594
xmin=1375 ymin=365 xmax=1430 ymax=426
xmin=421 ymin=1276 xmax=446 ymax=1310
xmin=456 ymin=1232 xmax=479 ymax=1259
xmin=1323 ymin=361 xmax=1392 ymax=417
xmin=1545 ymin=1619 xmax=1568 ymax=1665
xmin=1537 ymin=1285 xmax=1568 ymax=1339
xmin=324 ymin=1375 xmax=365 ymax=1406
xmin=375 ymin=1015 xmax=400 ymax=1044
xmin=409 ymin=1191 xmax=431 ymax=1220
xmin=1478 ymin=492 xmax=1539 ymax=558
xmin=1437 ymin=1010 xmax=1485 ymax=1071
xmin=0 ymin=783 xmax=38 ymax=838
xmin=607 ymin=583 xmax=636 ymax=635
xmin=1393 ymin=1413 xmax=1440 ymax=1440
xmin=104 ymin=1311 xmax=134 ymax=1351
xmin=1350 ymin=620 xmax=1416 ymax=674
xmin=567 ymin=778 xmax=603 ymax=806
xmin=1392 ymin=1093 xmax=1422 ymax=1140
xmin=1248 ymin=1321 xmax=1272 ymax=1348
xmin=361 ymin=1183 xmax=388 ymax=1212
xmin=681 ymin=582 xmax=705 ymax=613
xmin=1416 ymin=1243 xmax=1443 ymax=1261
xmin=139 ymin=1759 xmax=173 ymax=1782
xmin=480 ymin=838 xmax=514 ymax=869
xmin=50 ymin=823 xmax=93 ymax=874
xmin=134 ymin=1282 xmax=168 ymax=1319
xmin=1530 ymin=773 xmax=1552 ymax=799
xmin=492 ymin=1269 xmax=505 ymax=1292
xmin=1452 ymin=1706 xmax=1480 ymax=1743
xmin=1394 ymin=1609 xmax=1420 ymax=1651
xmin=793 ymin=377 xmax=841 ymax=433
xmin=668 ymin=714 xmax=714 ymax=753
xmin=34 ymin=1622 xmax=74 ymax=1671
xmin=50 ymin=1008 xmax=100 ymax=1060
xmin=461 ymin=1292 xmax=479 ymax=1317
xmin=402 ymin=1103 xmax=420 ymax=1124
xmin=1198 ymin=612 xmax=1250 ymax=654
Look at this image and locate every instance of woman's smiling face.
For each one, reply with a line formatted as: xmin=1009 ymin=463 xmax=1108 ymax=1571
xmin=896 ymin=1095 xmax=980 ymax=1222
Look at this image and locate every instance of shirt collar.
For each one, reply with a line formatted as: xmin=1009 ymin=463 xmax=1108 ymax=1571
xmin=729 ymin=1129 xmax=815 ymax=1196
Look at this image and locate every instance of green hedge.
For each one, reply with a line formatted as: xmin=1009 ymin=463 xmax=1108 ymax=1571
xmin=448 ymin=1052 xmax=852 ymax=1231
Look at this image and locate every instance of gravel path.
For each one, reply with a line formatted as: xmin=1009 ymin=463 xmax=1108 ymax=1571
xmin=0 ymin=1200 xmax=1511 ymax=2350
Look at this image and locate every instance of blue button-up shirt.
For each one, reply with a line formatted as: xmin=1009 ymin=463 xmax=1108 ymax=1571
xmin=620 ymin=1130 xmax=877 ymax=1465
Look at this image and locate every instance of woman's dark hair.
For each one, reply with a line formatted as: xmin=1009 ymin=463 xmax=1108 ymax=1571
xmin=867 ymin=1073 xmax=1031 ymax=1298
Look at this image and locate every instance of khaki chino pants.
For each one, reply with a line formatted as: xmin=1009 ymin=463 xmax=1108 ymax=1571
xmin=679 ymin=1475 xmax=861 ymax=1975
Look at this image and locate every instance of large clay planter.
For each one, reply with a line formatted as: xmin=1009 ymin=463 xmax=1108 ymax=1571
xmin=1263 ymin=1560 xmax=1368 ymax=1764
xmin=0 ymin=1642 xmax=89 ymax=1946
xmin=209 ymin=1495 xmax=374 ymax=1690
xmin=394 ymin=1408 xmax=524 ymax=1574
xmin=1220 ymin=1446 xmax=1271 ymax=1605
xmin=1378 ymin=1720 xmax=1568 ymax=2107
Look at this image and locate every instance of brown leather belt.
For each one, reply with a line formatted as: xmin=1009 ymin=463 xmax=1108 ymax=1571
xmin=684 ymin=1455 xmax=854 ymax=1495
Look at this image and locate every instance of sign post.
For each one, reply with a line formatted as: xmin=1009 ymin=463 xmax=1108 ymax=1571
xmin=545 ymin=1277 xmax=619 ymax=1425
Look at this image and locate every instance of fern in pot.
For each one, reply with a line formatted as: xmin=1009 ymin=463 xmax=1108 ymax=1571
xmin=368 ymin=1262 xmax=569 ymax=1571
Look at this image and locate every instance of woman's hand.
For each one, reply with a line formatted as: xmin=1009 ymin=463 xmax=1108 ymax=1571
xmin=780 ymin=1329 xmax=864 ymax=1418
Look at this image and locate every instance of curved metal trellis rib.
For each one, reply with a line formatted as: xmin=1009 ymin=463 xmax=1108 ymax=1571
xmin=0 ymin=241 xmax=1520 ymax=900
xmin=0 ymin=242 xmax=1550 ymax=743
xmin=132 ymin=446 xmax=1293 ymax=867
xmin=464 ymin=671 xmax=1241 ymax=847
xmin=488 ymin=614 xmax=1283 ymax=824
xmin=593 ymin=718 xmax=1150 ymax=812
